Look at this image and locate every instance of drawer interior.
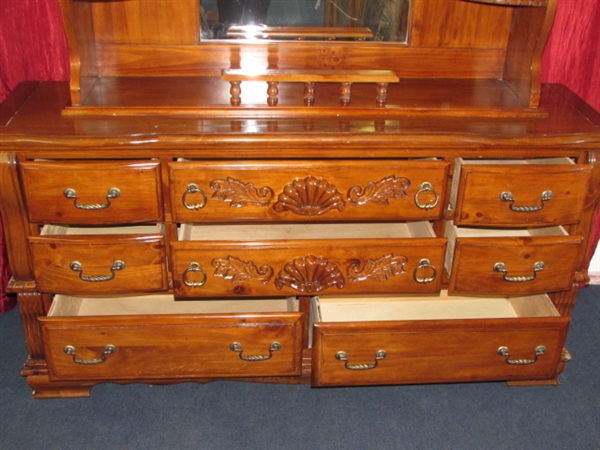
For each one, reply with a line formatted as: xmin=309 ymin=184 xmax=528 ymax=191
xmin=312 ymin=290 xmax=558 ymax=323
xmin=449 ymin=157 xmax=574 ymax=209
xmin=49 ymin=294 xmax=299 ymax=317
xmin=40 ymin=224 xmax=163 ymax=236
xmin=179 ymin=221 xmax=436 ymax=241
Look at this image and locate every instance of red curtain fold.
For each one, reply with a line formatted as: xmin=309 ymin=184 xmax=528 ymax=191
xmin=0 ymin=0 xmax=599 ymax=311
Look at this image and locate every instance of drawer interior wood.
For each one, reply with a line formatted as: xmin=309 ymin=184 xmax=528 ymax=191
xmin=49 ymin=294 xmax=299 ymax=317
xmin=180 ymin=221 xmax=436 ymax=241
xmin=312 ymin=291 xmax=559 ymax=323
xmin=40 ymin=224 xmax=163 ymax=236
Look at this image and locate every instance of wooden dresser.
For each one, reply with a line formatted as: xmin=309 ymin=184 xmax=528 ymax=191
xmin=1 ymin=0 xmax=599 ymax=398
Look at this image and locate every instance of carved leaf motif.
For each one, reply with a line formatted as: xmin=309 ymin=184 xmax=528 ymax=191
xmin=210 ymin=177 xmax=274 ymax=208
xmin=212 ymin=256 xmax=274 ymax=284
xmin=273 ymin=176 xmax=346 ymax=216
xmin=275 ymin=255 xmax=345 ymax=293
xmin=347 ymin=175 xmax=410 ymax=206
xmin=348 ymin=253 xmax=407 ymax=282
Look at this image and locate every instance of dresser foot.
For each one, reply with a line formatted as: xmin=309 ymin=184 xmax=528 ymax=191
xmin=27 ymin=375 xmax=95 ymax=399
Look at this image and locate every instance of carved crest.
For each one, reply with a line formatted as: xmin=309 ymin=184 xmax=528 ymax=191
xmin=274 ymin=176 xmax=346 ymax=216
xmin=210 ymin=177 xmax=274 ymax=207
xmin=347 ymin=175 xmax=410 ymax=206
xmin=347 ymin=253 xmax=407 ymax=282
xmin=212 ymin=256 xmax=273 ymax=284
xmin=275 ymin=255 xmax=345 ymax=293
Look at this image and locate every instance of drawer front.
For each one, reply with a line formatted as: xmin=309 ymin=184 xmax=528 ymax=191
xmin=171 ymin=238 xmax=446 ymax=298
xmin=453 ymin=163 xmax=591 ymax=227
xmin=40 ymin=313 xmax=303 ymax=381
xmin=448 ymin=235 xmax=582 ymax=295
xmin=20 ymin=160 xmax=163 ymax=224
xmin=311 ymin=317 xmax=568 ymax=387
xmin=29 ymin=234 xmax=168 ymax=294
xmin=169 ymin=160 xmax=448 ymax=222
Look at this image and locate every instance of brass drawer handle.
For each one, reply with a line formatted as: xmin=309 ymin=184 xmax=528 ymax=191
xmin=335 ymin=350 xmax=387 ymax=370
xmin=413 ymin=258 xmax=437 ymax=284
xmin=182 ymin=262 xmax=207 ymax=287
xmin=414 ymin=182 xmax=440 ymax=210
xmin=70 ymin=260 xmax=125 ymax=282
xmin=500 ymin=190 xmax=553 ymax=212
xmin=63 ymin=344 xmax=116 ymax=365
xmin=497 ymin=345 xmax=546 ymax=365
xmin=493 ymin=261 xmax=544 ymax=283
xmin=229 ymin=342 xmax=281 ymax=361
xmin=63 ymin=187 xmax=120 ymax=210
xmin=182 ymin=183 xmax=208 ymax=210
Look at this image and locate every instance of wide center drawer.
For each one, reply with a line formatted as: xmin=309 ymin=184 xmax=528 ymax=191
xmin=29 ymin=225 xmax=168 ymax=294
xmin=40 ymin=294 xmax=303 ymax=381
xmin=20 ymin=160 xmax=163 ymax=224
xmin=171 ymin=222 xmax=446 ymax=297
xmin=450 ymin=157 xmax=591 ymax=227
xmin=311 ymin=292 xmax=568 ymax=387
xmin=169 ymin=160 xmax=448 ymax=222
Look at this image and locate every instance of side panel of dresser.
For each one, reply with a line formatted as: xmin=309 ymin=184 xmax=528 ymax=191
xmin=0 ymin=153 xmax=50 ymax=375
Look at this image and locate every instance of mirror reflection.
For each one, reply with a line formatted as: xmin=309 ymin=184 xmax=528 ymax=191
xmin=200 ymin=0 xmax=410 ymax=42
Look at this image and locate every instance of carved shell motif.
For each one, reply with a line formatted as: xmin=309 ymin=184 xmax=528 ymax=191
xmin=210 ymin=177 xmax=274 ymax=208
xmin=347 ymin=253 xmax=407 ymax=282
xmin=275 ymin=255 xmax=345 ymax=293
xmin=212 ymin=256 xmax=274 ymax=284
xmin=347 ymin=175 xmax=410 ymax=206
xmin=273 ymin=176 xmax=346 ymax=216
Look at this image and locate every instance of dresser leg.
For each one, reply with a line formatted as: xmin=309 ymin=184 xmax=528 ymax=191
xmin=28 ymin=375 xmax=95 ymax=399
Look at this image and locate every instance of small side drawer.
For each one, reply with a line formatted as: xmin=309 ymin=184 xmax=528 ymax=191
xmin=172 ymin=222 xmax=446 ymax=298
xmin=450 ymin=157 xmax=592 ymax=227
xmin=20 ymin=160 xmax=163 ymax=224
xmin=445 ymin=222 xmax=582 ymax=295
xmin=40 ymin=294 xmax=302 ymax=381
xmin=29 ymin=225 xmax=168 ymax=294
xmin=311 ymin=292 xmax=568 ymax=387
xmin=169 ymin=159 xmax=448 ymax=222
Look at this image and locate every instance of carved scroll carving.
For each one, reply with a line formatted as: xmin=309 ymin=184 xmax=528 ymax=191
xmin=347 ymin=253 xmax=408 ymax=282
xmin=210 ymin=177 xmax=274 ymax=207
xmin=347 ymin=175 xmax=410 ymax=206
xmin=212 ymin=256 xmax=274 ymax=284
xmin=274 ymin=176 xmax=346 ymax=216
xmin=275 ymin=255 xmax=345 ymax=293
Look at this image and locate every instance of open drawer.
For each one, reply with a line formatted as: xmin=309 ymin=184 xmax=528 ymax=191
xmin=311 ymin=291 xmax=568 ymax=387
xmin=445 ymin=222 xmax=582 ymax=295
xmin=169 ymin=159 xmax=448 ymax=222
xmin=172 ymin=222 xmax=446 ymax=298
xmin=39 ymin=294 xmax=302 ymax=381
xmin=29 ymin=225 xmax=168 ymax=295
xmin=450 ymin=157 xmax=591 ymax=227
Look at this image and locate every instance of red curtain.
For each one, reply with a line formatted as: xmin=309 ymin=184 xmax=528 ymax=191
xmin=1 ymin=0 xmax=599 ymax=311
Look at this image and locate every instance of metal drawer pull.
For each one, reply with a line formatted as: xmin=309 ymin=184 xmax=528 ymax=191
xmin=414 ymin=182 xmax=440 ymax=210
xmin=70 ymin=260 xmax=125 ymax=282
xmin=182 ymin=183 xmax=208 ymax=210
xmin=63 ymin=344 xmax=116 ymax=365
xmin=229 ymin=342 xmax=281 ymax=361
xmin=500 ymin=190 xmax=553 ymax=212
xmin=497 ymin=345 xmax=546 ymax=365
xmin=63 ymin=187 xmax=120 ymax=210
xmin=413 ymin=258 xmax=437 ymax=284
xmin=335 ymin=350 xmax=387 ymax=370
xmin=493 ymin=261 xmax=545 ymax=282
xmin=182 ymin=262 xmax=207 ymax=287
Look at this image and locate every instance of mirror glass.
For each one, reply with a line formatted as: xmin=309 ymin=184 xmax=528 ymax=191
xmin=200 ymin=0 xmax=410 ymax=42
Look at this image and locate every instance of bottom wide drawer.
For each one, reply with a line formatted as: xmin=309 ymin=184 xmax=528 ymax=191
xmin=311 ymin=292 xmax=568 ymax=387
xmin=40 ymin=295 xmax=303 ymax=381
